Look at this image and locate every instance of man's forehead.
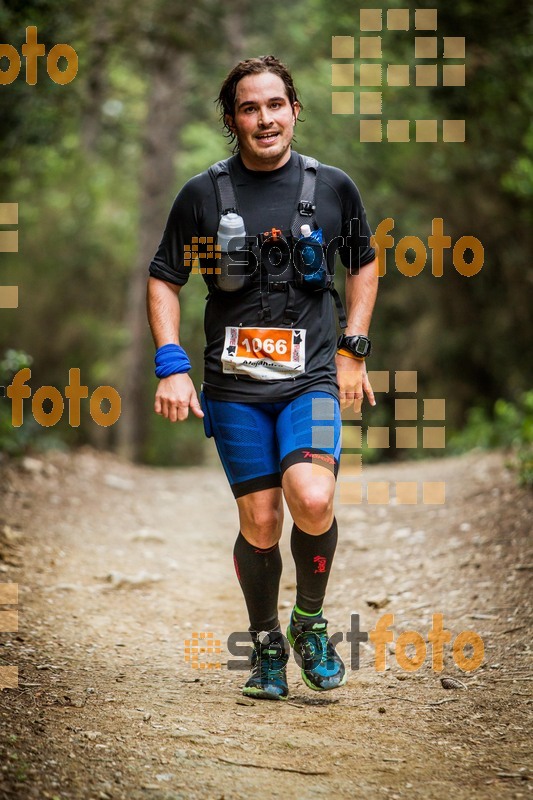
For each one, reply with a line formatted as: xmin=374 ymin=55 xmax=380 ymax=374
xmin=234 ymin=72 xmax=289 ymax=104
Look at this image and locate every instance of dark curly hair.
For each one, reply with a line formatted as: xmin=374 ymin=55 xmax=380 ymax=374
xmin=216 ymin=55 xmax=303 ymax=153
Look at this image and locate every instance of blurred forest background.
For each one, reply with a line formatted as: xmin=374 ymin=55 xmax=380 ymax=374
xmin=0 ymin=0 xmax=531 ymax=478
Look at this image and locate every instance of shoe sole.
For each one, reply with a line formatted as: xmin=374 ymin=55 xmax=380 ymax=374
xmin=242 ymin=686 xmax=288 ymax=701
xmin=286 ymin=624 xmax=347 ymax=692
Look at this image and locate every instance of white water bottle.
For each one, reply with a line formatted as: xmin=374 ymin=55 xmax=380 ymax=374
xmin=215 ymin=212 xmax=247 ymax=292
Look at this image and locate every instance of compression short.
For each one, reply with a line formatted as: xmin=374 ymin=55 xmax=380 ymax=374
xmin=200 ymin=390 xmax=342 ymax=498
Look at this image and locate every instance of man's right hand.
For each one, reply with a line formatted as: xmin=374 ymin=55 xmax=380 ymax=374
xmin=154 ymin=373 xmax=204 ymax=422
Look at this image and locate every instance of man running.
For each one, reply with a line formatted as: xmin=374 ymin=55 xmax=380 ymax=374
xmin=147 ymin=55 xmax=378 ymax=701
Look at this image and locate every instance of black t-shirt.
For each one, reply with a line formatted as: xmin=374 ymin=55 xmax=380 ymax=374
xmin=149 ymin=150 xmax=375 ymax=402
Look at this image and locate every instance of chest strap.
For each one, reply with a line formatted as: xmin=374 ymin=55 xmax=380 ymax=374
xmin=208 ymin=155 xmax=347 ymax=329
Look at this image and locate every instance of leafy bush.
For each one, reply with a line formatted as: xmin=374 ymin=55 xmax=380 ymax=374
xmin=449 ymin=391 xmax=533 ymax=487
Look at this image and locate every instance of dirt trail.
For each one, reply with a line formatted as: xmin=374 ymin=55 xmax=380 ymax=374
xmin=0 ymin=447 xmax=531 ymax=800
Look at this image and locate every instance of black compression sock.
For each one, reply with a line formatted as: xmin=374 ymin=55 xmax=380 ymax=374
xmin=290 ymin=518 xmax=338 ymax=615
xmin=233 ymin=532 xmax=282 ymax=632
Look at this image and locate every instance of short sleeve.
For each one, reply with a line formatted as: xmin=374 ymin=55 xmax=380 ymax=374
xmin=148 ymin=173 xmax=213 ymax=286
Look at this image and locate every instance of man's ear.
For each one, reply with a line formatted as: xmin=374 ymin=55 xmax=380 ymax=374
xmin=225 ymin=114 xmax=236 ymax=133
xmin=292 ymin=101 xmax=301 ymax=123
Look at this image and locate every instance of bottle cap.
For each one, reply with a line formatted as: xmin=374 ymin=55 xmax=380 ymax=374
xmin=300 ymin=224 xmax=312 ymax=237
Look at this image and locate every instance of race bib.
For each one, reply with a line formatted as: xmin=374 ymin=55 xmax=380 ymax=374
xmin=222 ymin=327 xmax=306 ymax=380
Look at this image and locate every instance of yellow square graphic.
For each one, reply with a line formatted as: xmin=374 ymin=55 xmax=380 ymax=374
xmin=332 ymin=93 xmax=354 ymax=114
xmin=423 ymin=426 xmax=446 ymax=448
xmin=443 ymin=37 xmax=465 ymax=58
xmin=387 ymin=65 xmax=410 ymax=86
xmin=342 ymin=425 xmax=363 ymax=449
xmin=0 ymin=203 xmax=18 ymax=225
xmin=0 ymin=583 xmax=18 ymax=604
xmin=360 ymin=9 xmax=382 ymax=31
xmin=0 ymin=666 xmax=18 ymax=689
xmin=396 ymin=427 xmax=418 ymax=448
xmin=360 ymin=120 xmax=382 ymax=142
xmin=416 ymin=120 xmax=438 ymax=142
xmin=0 ymin=609 xmax=18 ymax=633
xmin=332 ymin=64 xmax=354 ymax=86
xmin=367 ymin=426 xmax=389 ymax=448
xmin=339 ymin=481 xmax=363 ymax=504
xmin=395 ymin=398 xmax=418 ymax=420
xmin=339 ymin=453 xmax=362 ymax=476
xmin=367 ymin=371 xmax=389 ymax=393
xmin=423 ymin=481 xmax=446 ymax=504
xmin=387 ymin=9 xmax=409 ymax=30
xmin=360 ymin=37 xmax=382 ymax=59
xmin=0 ymin=231 xmax=18 ymax=252
xmin=415 ymin=9 xmax=437 ymax=30
xmin=0 ymin=287 xmax=18 ymax=308
xmin=340 ymin=404 xmax=362 ymax=421
xmin=443 ymin=119 xmax=465 ymax=142
xmin=360 ymin=64 xmax=382 ymax=87
xmin=415 ymin=37 xmax=437 ymax=58
xmin=443 ymin=65 xmax=465 ymax=86
xmin=416 ymin=65 xmax=438 ymax=86
xmin=395 ymin=370 xmax=417 ymax=392
xmin=367 ymin=482 xmax=390 ymax=504
xmin=360 ymin=92 xmax=382 ymax=115
xmin=395 ymin=482 xmax=418 ymax=504
xmin=423 ymin=399 xmax=445 ymax=420
xmin=332 ymin=36 xmax=354 ymax=59
xmin=387 ymin=120 xmax=410 ymax=142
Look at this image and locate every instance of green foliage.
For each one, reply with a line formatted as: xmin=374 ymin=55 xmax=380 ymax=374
xmin=0 ymin=349 xmax=36 ymax=456
xmin=449 ymin=392 xmax=533 ymax=487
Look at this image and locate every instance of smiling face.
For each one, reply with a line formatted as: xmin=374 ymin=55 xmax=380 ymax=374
xmin=226 ymin=71 xmax=300 ymax=171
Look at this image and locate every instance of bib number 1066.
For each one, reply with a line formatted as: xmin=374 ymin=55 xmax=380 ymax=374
xmin=240 ymin=337 xmax=288 ymax=356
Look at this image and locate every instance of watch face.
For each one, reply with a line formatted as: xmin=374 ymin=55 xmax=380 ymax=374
xmin=339 ymin=335 xmax=370 ymax=356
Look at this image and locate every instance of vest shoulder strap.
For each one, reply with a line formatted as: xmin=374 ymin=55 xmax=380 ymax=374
xmin=290 ymin=155 xmax=319 ymax=237
xmin=208 ymin=159 xmax=238 ymax=215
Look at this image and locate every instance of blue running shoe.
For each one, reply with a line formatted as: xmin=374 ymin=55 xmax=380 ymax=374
xmin=242 ymin=631 xmax=289 ymax=701
xmin=287 ymin=611 xmax=346 ymax=691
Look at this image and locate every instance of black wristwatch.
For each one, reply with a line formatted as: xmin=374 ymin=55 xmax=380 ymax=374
xmin=337 ymin=334 xmax=372 ymax=359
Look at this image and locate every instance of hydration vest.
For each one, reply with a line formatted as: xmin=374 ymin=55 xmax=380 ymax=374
xmin=208 ymin=154 xmax=347 ymax=329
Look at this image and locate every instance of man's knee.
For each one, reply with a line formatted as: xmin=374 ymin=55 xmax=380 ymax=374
xmin=292 ymin=484 xmax=333 ymax=525
xmin=238 ymin=494 xmax=283 ymax=547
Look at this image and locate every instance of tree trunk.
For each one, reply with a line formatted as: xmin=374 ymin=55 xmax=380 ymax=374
xmin=117 ymin=50 xmax=187 ymax=460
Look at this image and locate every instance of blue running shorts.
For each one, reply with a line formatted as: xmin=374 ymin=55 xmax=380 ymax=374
xmin=200 ymin=390 xmax=342 ymax=498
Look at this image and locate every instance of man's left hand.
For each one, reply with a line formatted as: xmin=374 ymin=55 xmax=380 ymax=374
xmin=335 ymin=353 xmax=376 ymax=413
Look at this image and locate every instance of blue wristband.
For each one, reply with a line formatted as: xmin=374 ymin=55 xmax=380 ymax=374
xmin=154 ymin=344 xmax=191 ymax=378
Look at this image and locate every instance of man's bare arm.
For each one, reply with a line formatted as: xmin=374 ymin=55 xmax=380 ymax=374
xmin=335 ymin=260 xmax=379 ymax=412
xmin=147 ymin=276 xmax=204 ymax=422
xmin=147 ymin=276 xmax=182 ymax=347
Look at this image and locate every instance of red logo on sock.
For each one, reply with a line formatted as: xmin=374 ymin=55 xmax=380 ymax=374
xmin=314 ymin=555 xmax=327 ymax=574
